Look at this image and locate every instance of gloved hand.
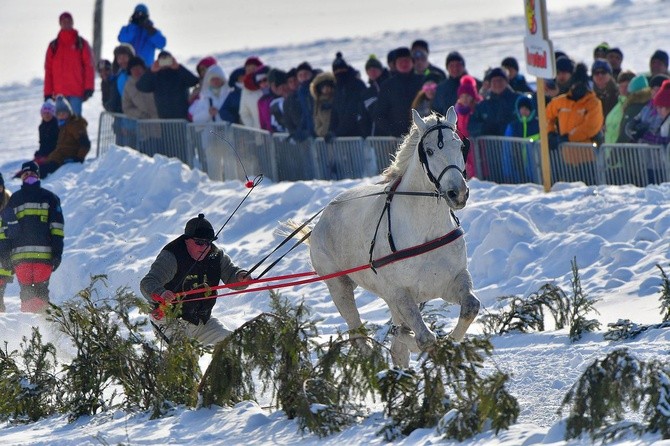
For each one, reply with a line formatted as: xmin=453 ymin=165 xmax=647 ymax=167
xmin=52 ymin=256 xmax=61 ymax=272
xmin=159 ymin=290 xmax=177 ymax=304
xmin=142 ymin=19 xmax=156 ymax=33
xmin=548 ymin=132 xmax=568 ymax=151
xmin=83 ymin=89 xmax=94 ymax=101
xmin=324 ymin=131 xmax=336 ymax=144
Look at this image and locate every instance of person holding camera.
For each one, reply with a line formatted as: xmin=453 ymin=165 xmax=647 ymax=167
xmin=136 ymin=51 xmax=198 ymax=119
xmin=118 ymin=4 xmax=167 ymax=66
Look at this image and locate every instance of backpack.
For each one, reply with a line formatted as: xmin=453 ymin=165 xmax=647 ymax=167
xmin=49 ymin=36 xmax=84 ymax=56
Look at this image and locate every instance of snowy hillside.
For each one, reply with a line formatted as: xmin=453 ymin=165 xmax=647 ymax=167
xmin=1 ymin=1 xmax=670 ymax=445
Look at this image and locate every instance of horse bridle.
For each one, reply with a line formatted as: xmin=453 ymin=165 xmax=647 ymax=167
xmin=417 ymin=118 xmax=470 ymax=192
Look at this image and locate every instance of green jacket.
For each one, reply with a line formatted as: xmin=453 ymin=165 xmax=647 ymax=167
xmin=605 ymin=95 xmax=626 ymax=144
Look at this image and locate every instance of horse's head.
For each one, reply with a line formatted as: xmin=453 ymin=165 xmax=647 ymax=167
xmin=412 ymin=107 xmax=469 ymax=209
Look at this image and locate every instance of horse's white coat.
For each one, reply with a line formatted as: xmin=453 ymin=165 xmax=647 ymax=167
xmin=308 ymin=108 xmax=480 ymax=367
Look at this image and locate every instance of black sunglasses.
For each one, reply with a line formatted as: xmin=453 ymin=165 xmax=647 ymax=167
xmin=191 ymin=238 xmax=211 ymax=246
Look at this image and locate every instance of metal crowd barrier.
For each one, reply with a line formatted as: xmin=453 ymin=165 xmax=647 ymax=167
xmin=97 ymin=112 xmax=669 ymax=187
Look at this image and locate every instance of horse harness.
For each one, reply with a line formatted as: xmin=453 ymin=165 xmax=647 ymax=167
xmin=368 ymin=119 xmax=467 ymax=272
xmin=417 ymin=118 xmax=469 ymax=190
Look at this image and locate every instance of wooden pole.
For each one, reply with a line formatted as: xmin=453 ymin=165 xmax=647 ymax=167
xmin=93 ymin=0 xmax=103 ymax=64
xmin=535 ymin=78 xmax=552 ymax=191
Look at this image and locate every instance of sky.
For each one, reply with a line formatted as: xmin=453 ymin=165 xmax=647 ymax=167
xmin=1 ymin=0 xmax=670 ymax=445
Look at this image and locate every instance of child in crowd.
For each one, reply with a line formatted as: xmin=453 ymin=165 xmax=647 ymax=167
xmin=40 ymin=96 xmax=91 ymax=179
xmin=35 ymin=99 xmax=60 ymax=165
xmin=503 ymin=94 xmax=540 ymax=183
xmin=454 ymin=75 xmax=480 ymax=178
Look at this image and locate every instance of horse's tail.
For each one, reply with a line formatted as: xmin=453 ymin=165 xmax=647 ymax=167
xmin=278 ymin=219 xmax=313 ymax=245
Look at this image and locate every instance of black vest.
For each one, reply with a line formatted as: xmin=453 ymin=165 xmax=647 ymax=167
xmin=164 ymin=235 xmax=222 ymax=325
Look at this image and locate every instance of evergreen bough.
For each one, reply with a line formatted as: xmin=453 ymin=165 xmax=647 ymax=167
xmin=0 ymin=329 xmax=60 ymax=423
xmin=561 ymin=350 xmax=670 ymax=441
xmin=479 ymin=257 xmax=599 ymax=342
xmin=378 ymin=337 xmax=519 ymax=441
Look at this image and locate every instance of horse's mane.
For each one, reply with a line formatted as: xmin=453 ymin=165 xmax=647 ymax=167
xmin=381 ymin=112 xmax=443 ymax=184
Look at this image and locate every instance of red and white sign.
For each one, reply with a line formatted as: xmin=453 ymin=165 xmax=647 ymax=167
xmin=523 ymin=0 xmax=555 ymax=78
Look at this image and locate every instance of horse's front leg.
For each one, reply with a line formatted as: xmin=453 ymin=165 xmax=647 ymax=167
xmin=387 ymin=297 xmax=436 ymax=351
xmin=326 ymin=275 xmax=364 ymax=333
xmin=448 ymin=270 xmax=481 ymax=341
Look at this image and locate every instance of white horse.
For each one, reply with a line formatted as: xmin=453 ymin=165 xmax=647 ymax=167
xmin=301 ymin=108 xmax=480 ymax=367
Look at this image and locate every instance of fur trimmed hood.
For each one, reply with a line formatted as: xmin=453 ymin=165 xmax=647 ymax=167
xmin=309 ymin=72 xmax=336 ymax=99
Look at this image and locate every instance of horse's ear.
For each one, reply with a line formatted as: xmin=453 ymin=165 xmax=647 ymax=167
xmin=412 ymin=109 xmax=427 ymax=132
xmin=446 ymin=106 xmax=458 ymax=126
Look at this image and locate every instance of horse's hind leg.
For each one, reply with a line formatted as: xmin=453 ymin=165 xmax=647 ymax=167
xmin=449 ymin=270 xmax=481 ymax=341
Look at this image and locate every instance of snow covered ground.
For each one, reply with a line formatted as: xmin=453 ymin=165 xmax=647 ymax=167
xmin=1 ymin=1 xmax=670 ymax=445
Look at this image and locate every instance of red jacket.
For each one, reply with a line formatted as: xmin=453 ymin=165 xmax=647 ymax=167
xmin=44 ymin=29 xmax=95 ymax=98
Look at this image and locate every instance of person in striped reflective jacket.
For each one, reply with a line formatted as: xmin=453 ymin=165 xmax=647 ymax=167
xmin=0 ymin=173 xmax=12 ymax=312
xmin=0 ymin=161 xmax=64 ymax=313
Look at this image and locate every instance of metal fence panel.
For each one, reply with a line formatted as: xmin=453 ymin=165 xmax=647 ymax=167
xmin=98 ymin=111 xmax=670 ymax=187
xmin=187 ymin=122 xmax=233 ymax=181
xmin=365 ymin=137 xmax=402 ymax=175
xmin=600 ymin=143 xmax=667 ymax=186
xmin=472 ymin=136 xmax=541 ymax=184
xmin=551 ymin=142 xmax=600 ymax=185
xmin=272 ymin=134 xmax=317 ymax=181
xmin=313 ymin=137 xmax=369 ymax=180
xmin=230 ymin=124 xmax=277 ymax=182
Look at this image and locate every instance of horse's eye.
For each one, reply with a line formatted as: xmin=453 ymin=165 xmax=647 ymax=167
xmin=426 ymin=148 xmax=434 ymax=156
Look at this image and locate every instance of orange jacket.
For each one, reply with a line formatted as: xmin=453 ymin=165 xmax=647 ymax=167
xmin=44 ymin=30 xmax=95 ymax=98
xmin=546 ymin=91 xmax=603 ymax=165
xmin=546 ymin=91 xmax=603 ymax=142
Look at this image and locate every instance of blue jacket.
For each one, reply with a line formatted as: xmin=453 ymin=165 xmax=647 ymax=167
xmin=118 ymin=23 xmax=166 ymax=65
xmin=468 ymin=87 xmax=521 ymax=137
xmin=1 ymin=182 xmax=64 ymax=266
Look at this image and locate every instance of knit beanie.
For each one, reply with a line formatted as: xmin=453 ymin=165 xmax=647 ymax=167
xmin=253 ymin=65 xmax=270 ymax=86
xmin=650 ymin=74 xmax=670 ymax=89
xmin=486 ymin=67 xmax=507 ymax=81
xmin=570 ymin=63 xmax=590 ymax=87
xmin=332 ymin=52 xmax=348 ymax=72
xmin=127 ymin=56 xmax=146 ymax=71
xmin=627 ymin=74 xmax=649 ymax=93
xmin=54 ymin=96 xmax=73 ymax=115
xmin=591 ymin=59 xmax=612 ymax=75
xmin=555 ymin=56 xmax=575 ymax=74
xmin=20 ymin=161 xmax=40 ymax=179
xmin=184 ymin=214 xmax=217 ymax=240
xmin=296 ymin=61 xmax=313 ymax=74
xmin=365 ymin=55 xmax=383 ymax=71
xmin=651 ymin=49 xmax=669 ymax=67
xmin=393 ymin=47 xmax=412 ymax=60
xmin=41 ymin=99 xmax=56 ymax=115
xmin=501 ymin=56 xmax=519 ymax=72
xmin=59 ymin=12 xmax=73 ymax=23
xmin=457 ymin=82 xmax=479 ymax=101
xmin=196 ymin=56 xmax=217 ymax=73
xmin=244 ymin=56 xmax=263 ymax=69
xmin=445 ymin=51 xmax=465 ymax=66
xmin=653 ymin=79 xmax=670 ymax=108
